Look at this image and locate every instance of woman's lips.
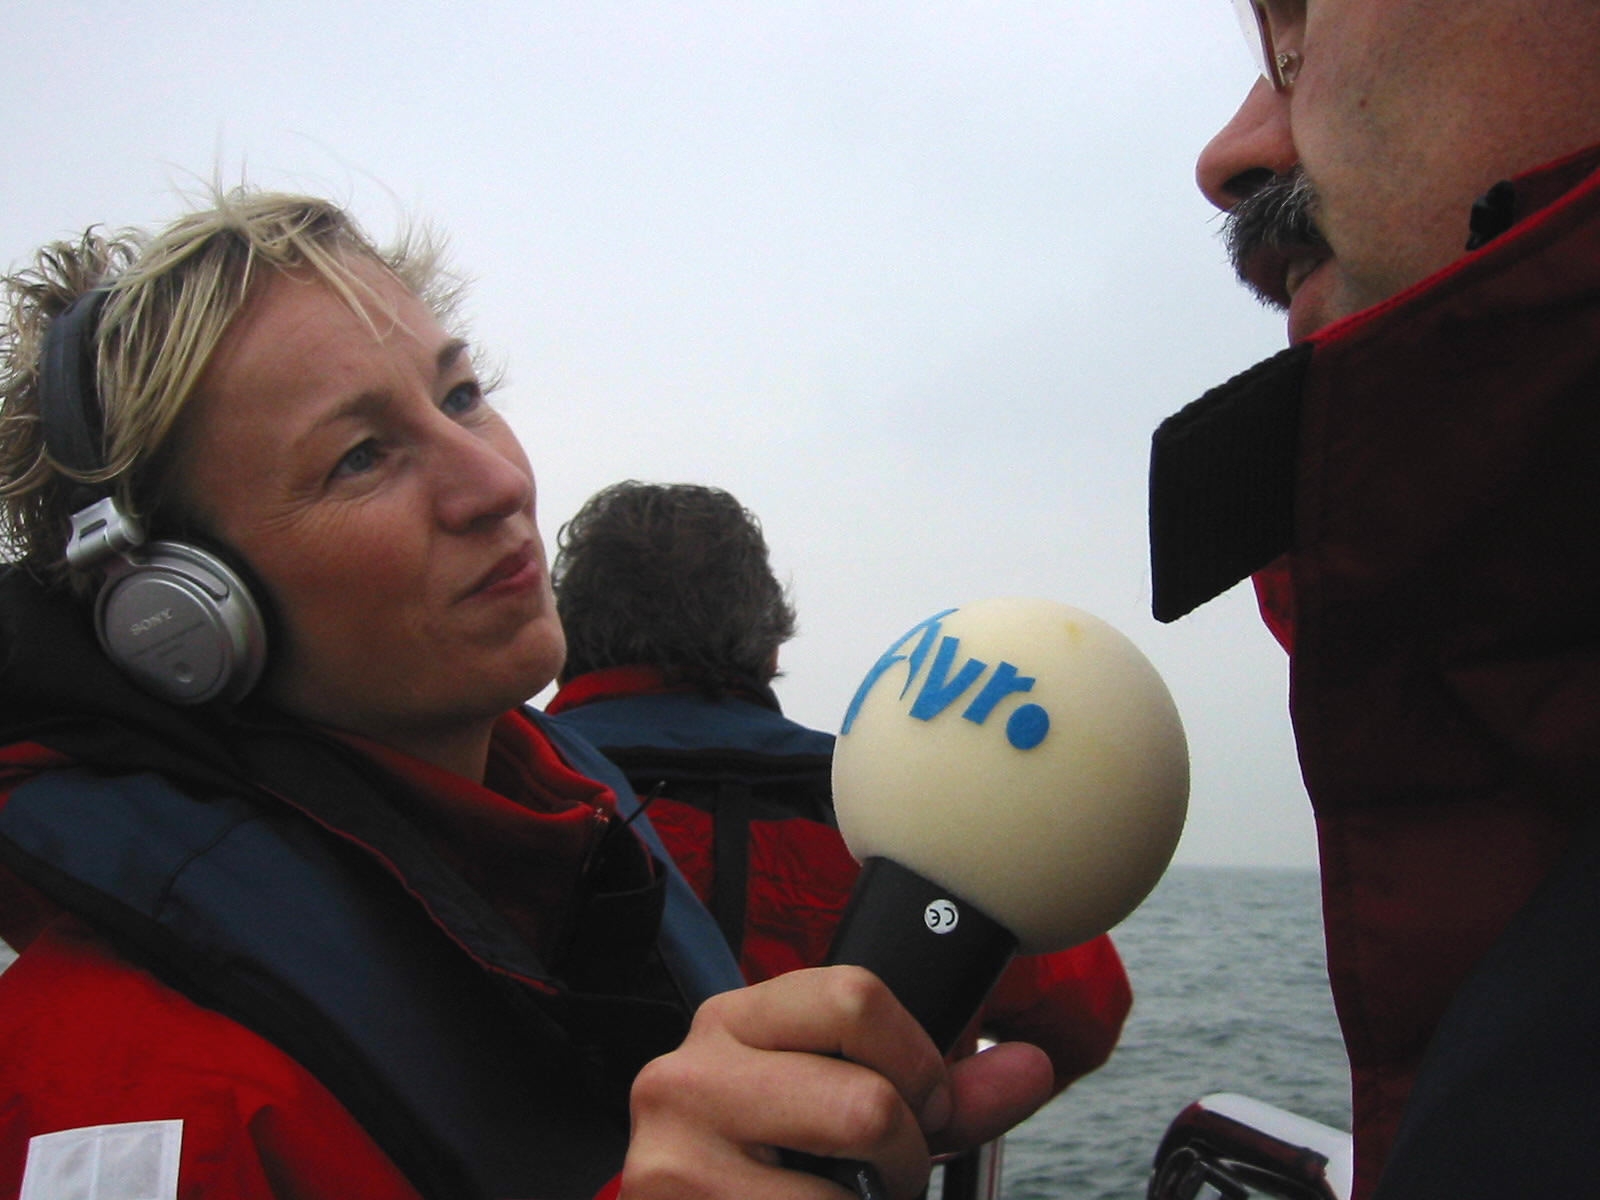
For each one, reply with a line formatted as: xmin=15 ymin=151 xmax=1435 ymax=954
xmin=462 ymin=543 xmax=540 ymax=601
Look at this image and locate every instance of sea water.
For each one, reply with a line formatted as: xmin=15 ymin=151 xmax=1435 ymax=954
xmin=993 ymin=865 xmax=1349 ymax=1199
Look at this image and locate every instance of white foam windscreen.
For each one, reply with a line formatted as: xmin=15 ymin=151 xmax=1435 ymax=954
xmin=832 ymin=597 xmax=1189 ymax=953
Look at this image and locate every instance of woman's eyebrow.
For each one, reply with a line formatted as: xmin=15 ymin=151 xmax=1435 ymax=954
xmin=436 ymin=338 xmax=471 ymax=378
xmin=289 ymin=338 xmax=477 ymax=451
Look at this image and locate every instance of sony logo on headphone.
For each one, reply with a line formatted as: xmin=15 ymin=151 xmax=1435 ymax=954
xmin=128 ymin=609 xmax=176 ymax=637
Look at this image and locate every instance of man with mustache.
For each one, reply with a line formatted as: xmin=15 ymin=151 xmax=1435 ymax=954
xmin=1148 ymin=3 xmax=1600 ymax=1198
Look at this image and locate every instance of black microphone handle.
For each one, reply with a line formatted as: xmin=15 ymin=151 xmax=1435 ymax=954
xmin=824 ymin=855 xmax=1019 ymax=1053
xmin=783 ymin=856 xmax=1020 ymax=1198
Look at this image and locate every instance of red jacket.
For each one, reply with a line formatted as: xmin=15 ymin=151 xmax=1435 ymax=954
xmin=548 ymin=667 xmax=1133 ymax=1092
xmin=0 ymin=903 xmax=424 ymax=1200
xmin=0 ymin=711 xmax=676 ymax=1200
xmin=1152 ymin=146 xmax=1600 ymax=1197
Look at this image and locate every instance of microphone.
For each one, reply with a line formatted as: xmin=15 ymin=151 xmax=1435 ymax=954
xmin=793 ymin=597 xmax=1188 ymax=1196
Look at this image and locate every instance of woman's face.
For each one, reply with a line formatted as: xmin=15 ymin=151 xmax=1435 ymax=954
xmin=174 ymin=259 xmax=564 ymax=772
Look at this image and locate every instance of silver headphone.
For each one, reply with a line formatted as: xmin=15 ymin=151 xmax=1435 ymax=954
xmin=41 ymin=289 xmax=268 ymax=705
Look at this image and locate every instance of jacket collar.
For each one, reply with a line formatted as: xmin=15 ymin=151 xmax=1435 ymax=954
xmin=547 ymin=664 xmax=782 ymax=715
xmin=1149 ymin=142 xmax=1600 ymax=625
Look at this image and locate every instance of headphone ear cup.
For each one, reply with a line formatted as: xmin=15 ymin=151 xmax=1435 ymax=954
xmin=94 ymin=540 xmax=268 ymax=706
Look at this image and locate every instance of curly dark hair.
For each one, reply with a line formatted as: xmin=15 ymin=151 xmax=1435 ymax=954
xmin=553 ymin=481 xmax=797 ymax=694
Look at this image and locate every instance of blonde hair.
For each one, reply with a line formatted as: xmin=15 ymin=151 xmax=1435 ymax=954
xmin=0 ymin=188 xmax=462 ymax=586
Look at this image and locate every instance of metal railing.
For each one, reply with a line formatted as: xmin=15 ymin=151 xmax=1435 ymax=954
xmin=938 ymin=1137 xmax=1005 ymax=1200
xmin=1147 ymin=1092 xmax=1352 ymax=1200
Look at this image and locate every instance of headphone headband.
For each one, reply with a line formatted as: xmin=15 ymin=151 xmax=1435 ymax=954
xmin=39 ymin=288 xmax=113 ymax=484
xmin=36 ymin=285 xmax=269 ymax=706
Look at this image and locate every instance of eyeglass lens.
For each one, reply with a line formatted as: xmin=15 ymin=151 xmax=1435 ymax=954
xmin=1230 ymin=0 xmax=1286 ymax=88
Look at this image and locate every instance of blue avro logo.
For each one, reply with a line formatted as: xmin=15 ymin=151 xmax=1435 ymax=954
xmin=841 ymin=609 xmax=1050 ymax=750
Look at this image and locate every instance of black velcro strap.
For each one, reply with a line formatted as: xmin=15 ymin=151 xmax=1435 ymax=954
xmin=1149 ymin=343 xmax=1310 ymax=623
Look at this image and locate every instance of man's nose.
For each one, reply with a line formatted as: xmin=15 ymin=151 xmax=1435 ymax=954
xmin=1195 ymin=77 xmax=1297 ymax=210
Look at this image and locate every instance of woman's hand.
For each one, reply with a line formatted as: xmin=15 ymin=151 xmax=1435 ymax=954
xmin=619 ymin=966 xmax=1054 ymax=1199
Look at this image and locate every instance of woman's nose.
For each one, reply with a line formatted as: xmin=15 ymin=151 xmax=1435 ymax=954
xmin=1196 ymin=77 xmax=1298 ymax=211
xmin=433 ymin=420 xmax=535 ymax=531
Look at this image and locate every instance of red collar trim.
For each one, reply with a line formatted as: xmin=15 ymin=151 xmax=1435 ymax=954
xmin=547 ymin=666 xmax=776 ymax=714
xmin=1307 ymin=141 xmax=1600 ymax=351
xmin=326 ymin=709 xmax=616 ymax=817
xmin=545 ymin=666 xmax=677 ymax=714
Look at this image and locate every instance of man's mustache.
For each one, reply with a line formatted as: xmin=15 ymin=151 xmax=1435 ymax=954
xmin=1222 ymin=167 xmax=1330 ymax=303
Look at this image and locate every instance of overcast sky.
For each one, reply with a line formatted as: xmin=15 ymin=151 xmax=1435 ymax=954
xmin=6 ymin=2 xmax=1309 ymax=868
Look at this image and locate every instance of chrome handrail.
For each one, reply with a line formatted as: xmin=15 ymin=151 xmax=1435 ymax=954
xmin=1148 ymin=1092 xmax=1352 ymax=1200
xmin=938 ymin=1137 xmax=1004 ymax=1200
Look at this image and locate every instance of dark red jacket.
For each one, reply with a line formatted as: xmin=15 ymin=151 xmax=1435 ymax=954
xmin=548 ymin=666 xmax=1133 ymax=1092
xmin=1151 ymin=146 xmax=1600 ymax=1197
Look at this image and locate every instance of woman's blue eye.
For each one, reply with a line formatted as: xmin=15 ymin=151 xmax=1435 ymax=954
xmin=334 ymin=439 xmax=382 ymax=478
xmin=442 ymin=381 xmax=481 ymax=416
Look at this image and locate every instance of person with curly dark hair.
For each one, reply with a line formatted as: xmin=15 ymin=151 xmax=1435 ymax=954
xmin=546 ymin=480 xmax=1134 ymax=1103
xmin=552 ymin=481 xmax=796 ymax=696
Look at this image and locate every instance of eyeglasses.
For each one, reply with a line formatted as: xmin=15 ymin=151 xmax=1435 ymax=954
xmin=1232 ymin=0 xmax=1301 ymax=91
